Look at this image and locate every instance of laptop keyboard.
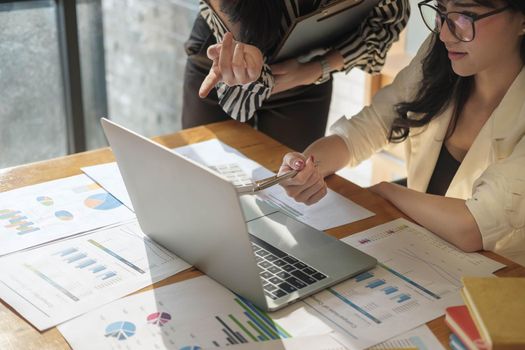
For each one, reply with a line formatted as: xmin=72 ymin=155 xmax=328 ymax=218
xmin=249 ymin=234 xmax=327 ymax=300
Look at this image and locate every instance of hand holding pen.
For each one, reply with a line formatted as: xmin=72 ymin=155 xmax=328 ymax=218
xmin=278 ymin=152 xmax=327 ymax=205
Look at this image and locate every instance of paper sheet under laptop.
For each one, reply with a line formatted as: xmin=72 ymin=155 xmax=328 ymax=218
xmin=82 ymin=139 xmax=374 ymax=231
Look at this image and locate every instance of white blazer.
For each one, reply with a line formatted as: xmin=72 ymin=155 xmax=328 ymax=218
xmin=331 ymin=37 xmax=525 ymax=266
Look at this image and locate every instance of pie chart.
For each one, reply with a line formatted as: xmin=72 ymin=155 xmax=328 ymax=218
xmin=85 ymin=193 xmax=122 ymax=210
xmin=37 ymin=196 xmax=54 ymax=206
xmin=55 ymin=210 xmax=74 ymax=221
xmin=147 ymin=312 xmax=171 ymax=326
xmin=104 ymin=321 xmax=136 ymax=341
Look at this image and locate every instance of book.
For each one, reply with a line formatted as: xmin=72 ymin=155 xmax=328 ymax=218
xmin=445 ymin=305 xmax=488 ymax=350
xmin=461 ymin=277 xmax=525 ymax=350
xmin=450 ymin=333 xmax=468 ymax=350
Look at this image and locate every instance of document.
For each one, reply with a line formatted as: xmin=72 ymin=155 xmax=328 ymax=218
xmin=0 ymin=174 xmax=135 ymax=256
xmin=58 ymin=275 xmax=335 ymax=350
xmin=301 ymin=219 xmax=505 ymax=349
xmin=343 ymin=218 xmax=505 ymax=283
xmin=0 ymin=220 xmax=191 ymax=330
xmin=201 ymin=334 xmax=348 ymax=350
xmin=369 ymin=325 xmax=445 ymax=350
xmin=82 ymin=162 xmax=134 ymax=210
xmin=82 ymin=139 xmax=374 ymax=230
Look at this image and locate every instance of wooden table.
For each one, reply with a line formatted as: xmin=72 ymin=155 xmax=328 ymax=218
xmin=1 ymin=120 xmax=523 ymax=350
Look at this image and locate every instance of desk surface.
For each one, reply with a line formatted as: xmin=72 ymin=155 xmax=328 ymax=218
xmin=1 ymin=120 xmax=524 ymax=350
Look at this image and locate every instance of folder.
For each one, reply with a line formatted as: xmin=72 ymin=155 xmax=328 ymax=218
xmin=269 ymin=0 xmax=380 ymax=63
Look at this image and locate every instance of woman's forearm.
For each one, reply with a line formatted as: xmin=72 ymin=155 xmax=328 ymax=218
xmin=371 ymin=182 xmax=483 ymax=252
xmin=302 ymin=135 xmax=350 ymax=178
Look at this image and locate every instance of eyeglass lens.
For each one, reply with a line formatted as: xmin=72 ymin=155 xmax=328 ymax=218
xmin=420 ymin=4 xmax=474 ymax=42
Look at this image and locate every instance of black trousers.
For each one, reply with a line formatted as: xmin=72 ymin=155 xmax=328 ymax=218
xmin=181 ymin=16 xmax=333 ymax=152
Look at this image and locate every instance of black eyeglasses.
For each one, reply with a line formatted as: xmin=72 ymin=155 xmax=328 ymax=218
xmin=418 ymin=0 xmax=510 ymax=42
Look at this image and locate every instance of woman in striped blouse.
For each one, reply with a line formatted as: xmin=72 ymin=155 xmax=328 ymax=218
xmin=182 ymin=0 xmax=410 ymax=151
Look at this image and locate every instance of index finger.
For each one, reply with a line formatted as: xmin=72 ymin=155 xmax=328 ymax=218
xmin=199 ymin=63 xmax=221 ymax=98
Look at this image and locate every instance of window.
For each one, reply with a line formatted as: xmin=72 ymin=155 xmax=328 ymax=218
xmin=0 ymin=0 xmax=69 ymax=168
xmin=1 ymin=0 xmax=199 ymax=169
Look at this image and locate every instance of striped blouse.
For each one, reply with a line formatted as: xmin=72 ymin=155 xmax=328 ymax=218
xmin=199 ymin=0 xmax=410 ymax=122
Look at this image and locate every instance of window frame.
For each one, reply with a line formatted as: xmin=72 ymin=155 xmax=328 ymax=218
xmin=1 ymin=0 xmax=103 ymax=154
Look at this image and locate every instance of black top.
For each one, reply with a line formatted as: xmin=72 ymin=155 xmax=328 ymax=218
xmin=426 ymin=144 xmax=462 ymax=196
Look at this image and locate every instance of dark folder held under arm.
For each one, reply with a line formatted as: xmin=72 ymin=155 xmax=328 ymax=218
xmin=270 ymin=0 xmax=381 ymax=63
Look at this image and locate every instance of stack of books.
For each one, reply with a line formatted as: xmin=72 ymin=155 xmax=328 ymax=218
xmin=445 ymin=277 xmax=525 ymax=350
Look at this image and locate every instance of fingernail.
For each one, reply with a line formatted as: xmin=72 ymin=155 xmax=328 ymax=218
xmin=293 ymin=159 xmax=304 ymax=169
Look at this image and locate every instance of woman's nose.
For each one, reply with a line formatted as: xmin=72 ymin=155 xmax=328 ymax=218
xmin=439 ymin=19 xmax=459 ymax=43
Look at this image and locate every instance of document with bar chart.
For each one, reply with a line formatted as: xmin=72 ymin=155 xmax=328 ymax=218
xmin=0 ymin=174 xmax=135 ymax=256
xmin=58 ymin=276 xmax=335 ymax=350
xmin=301 ymin=218 xmax=505 ymax=349
xmin=0 ymin=220 xmax=191 ymax=330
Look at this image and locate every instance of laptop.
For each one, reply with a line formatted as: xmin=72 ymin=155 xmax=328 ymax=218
xmin=101 ymin=118 xmax=376 ymax=311
xmin=270 ymin=0 xmax=381 ymax=63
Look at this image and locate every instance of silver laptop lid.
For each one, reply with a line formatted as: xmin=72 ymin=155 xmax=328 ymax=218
xmin=101 ymin=118 xmax=268 ymax=309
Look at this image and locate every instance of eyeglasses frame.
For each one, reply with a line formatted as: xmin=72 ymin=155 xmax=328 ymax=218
xmin=417 ymin=0 xmax=510 ymax=42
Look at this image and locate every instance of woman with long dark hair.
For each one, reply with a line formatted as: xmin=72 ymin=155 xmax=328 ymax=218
xmin=278 ymin=0 xmax=525 ymax=264
xmin=182 ymin=0 xmax=410 ymax=151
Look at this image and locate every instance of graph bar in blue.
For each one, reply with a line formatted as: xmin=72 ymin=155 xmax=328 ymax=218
xmin=237 ymin=296 xmax=291 ymax=339
xmin=9 ymin=216 xmax=28 ymax=224
xmin=90 ymin=265 xmax=106 ymax=273
xmin=0 ymin=210 xmax=21 ymax=220
xmin=355 ymin=271 xmax=374 ymax=282
xmin=383 ymin=286 xmax=398 ymax=295
xmin=76 ymin=259 xmax=96 ymax=269
xmin=65 ymin=253 xmax=87 ymax=263
xmin=397 ymin=294 xmax=411 ymax=303
xmin=366 ymin=279 xmax=386 ymax=289
xmin=328 ymin=288 xmax=382 ymax=324
xmin=243 ymin=312 xmax=277 ymax=340
xmin=101 ymin=271 xmax=117 ymax=280
xmin=379 ymin=263 xmax=441 ymax=300
xmin=56 ymin=247 xmax=78 ymax=257
xmin=17 ymin=227 xmax=40 ymax=235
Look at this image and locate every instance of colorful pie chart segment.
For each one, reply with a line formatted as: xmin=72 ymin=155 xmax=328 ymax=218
xmin=37 ymin=196 xmax=54 ymax=206
xmin=84 ymin=193 xmax=122 ymax=210
xmin=55 ymin=210 xmax=74 ymax=221
xmin=104 ymin=321 xmax=136 ymax=341
xmin=147 ymin=312 xmax=172 ymax=326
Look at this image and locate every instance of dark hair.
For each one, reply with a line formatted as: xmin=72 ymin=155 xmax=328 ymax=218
xmin=220 ymin=0 xmax=283 ymax=54
xmin=389 ymin=0 xmax=525 ymax=142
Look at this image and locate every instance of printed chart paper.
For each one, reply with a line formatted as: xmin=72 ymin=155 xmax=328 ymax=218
xmin=0 ymin=174 xmax=135 ymax=256
xmin=369 ymin=325 xmax=445 ymax=350
xmin=58 ymin=276 xmax=334 ymax=349
xmin=303 ymin=218 xmax=504 ymax=349
xmin=200 ymin=334 xmax=348 ymax=350
xmin=82 ymin=163 xmax=134 ymax=210
xmin=0 ymin=220 xmax=191 ymax=330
